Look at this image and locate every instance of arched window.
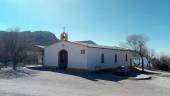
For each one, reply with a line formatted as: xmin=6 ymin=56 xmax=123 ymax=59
xmin=115 ymin=54 xmax=117 ymax=63
xmin=101 ymin=54 xmax=104 ymax=63
xmin=126 ymin=54 xmax=128 ymax=62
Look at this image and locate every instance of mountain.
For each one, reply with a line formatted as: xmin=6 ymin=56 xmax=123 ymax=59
xmin=0 ymin=31 xmax=59 ymax=46
xmin=23 ymin=31 xmax=59 ymax=46
xmin=75 ymin=40 xmax=97 ymax=45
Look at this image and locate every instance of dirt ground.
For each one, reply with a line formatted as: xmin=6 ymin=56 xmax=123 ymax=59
xmin=0 ymin=66 xmax=170 ymax=96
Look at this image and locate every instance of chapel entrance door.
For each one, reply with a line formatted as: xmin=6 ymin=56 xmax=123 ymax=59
xmin=58 ymin=50 xmax=68 ymax=70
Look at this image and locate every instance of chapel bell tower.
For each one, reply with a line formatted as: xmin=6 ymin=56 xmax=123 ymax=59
xmin=60 ymin=32 xmax=68 ymax=41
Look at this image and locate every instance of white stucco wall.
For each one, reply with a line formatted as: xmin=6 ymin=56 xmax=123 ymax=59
xmin=44 ymin=40 xmax=133 ymax=71
xmin=44 ymin=41 xmax=88 ymax=69
xmin=87 ymin=48 xmax=132 ymax=70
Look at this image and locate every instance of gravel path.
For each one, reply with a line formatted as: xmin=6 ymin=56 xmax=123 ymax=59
xmin=0 ymin=67 xmax=170 ymax=96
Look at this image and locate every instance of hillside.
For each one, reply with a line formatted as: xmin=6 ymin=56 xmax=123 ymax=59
xmin=0 ymin=31 xmax=59 ymax=46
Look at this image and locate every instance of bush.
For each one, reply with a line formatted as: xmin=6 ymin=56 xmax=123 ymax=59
xmin=152 ymin=56 xmax=170 ymax=71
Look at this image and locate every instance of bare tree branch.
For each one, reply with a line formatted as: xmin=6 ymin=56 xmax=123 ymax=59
xmin=120 ymin=34 xmax=149 ymax=72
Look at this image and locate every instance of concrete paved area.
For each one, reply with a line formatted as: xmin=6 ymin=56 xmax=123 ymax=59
xmin=0 ymin=67 xmax=170 ymax=96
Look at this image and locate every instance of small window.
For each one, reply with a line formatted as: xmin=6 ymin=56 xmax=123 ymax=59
xmin=126 ymin=54 xmax=128 ymax=62
xmin=81 ymin=50 xmax=85 ymax=54
xmin=101 ymin=54 xmax=104 ymax=63
xmin=115 ymin=54 xmax=117 ymax=63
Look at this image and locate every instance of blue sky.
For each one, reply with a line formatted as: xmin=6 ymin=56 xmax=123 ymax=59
xmin=0 ymin=0 xmax=170 ymax=55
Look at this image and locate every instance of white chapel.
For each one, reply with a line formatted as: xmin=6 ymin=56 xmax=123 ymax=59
xmin=44 ymin=32 xmax=133 ymax=71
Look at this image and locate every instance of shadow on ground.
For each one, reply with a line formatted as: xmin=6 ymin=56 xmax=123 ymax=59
xmin=28 ymin=66 xmax=160 ymax=82
xmin=0 ymin=67 xmax=37 ymax=79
